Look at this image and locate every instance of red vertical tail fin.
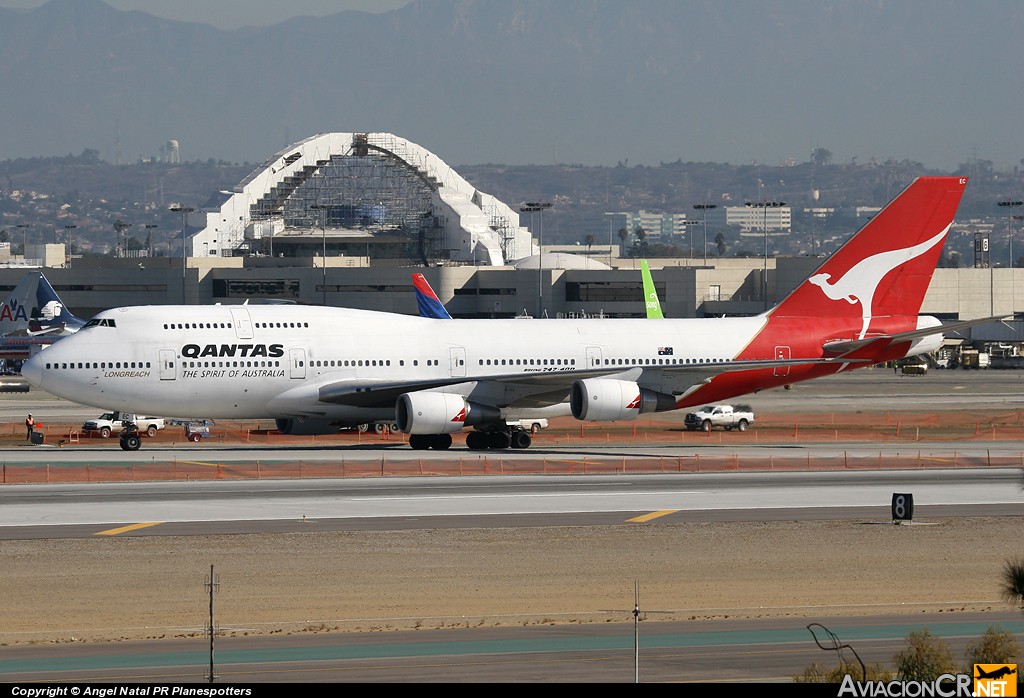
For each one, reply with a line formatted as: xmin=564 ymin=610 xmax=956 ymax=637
xmin=770 ymin=177 xmax=967 ymax=337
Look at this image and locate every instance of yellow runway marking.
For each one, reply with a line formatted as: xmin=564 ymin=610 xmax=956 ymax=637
xmin=627 ymin=510 xmax=679 ymax=523
xmin=96 ymin=522 xmax=163 ymax=536
xmin=180 ymin=461 xmax=221 ymax=467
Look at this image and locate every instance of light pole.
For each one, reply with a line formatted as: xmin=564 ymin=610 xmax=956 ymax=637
xmin=745 ymin=200 xmax=786 ymax=311
xmin=310 ymin=204 xmax=328 ymax=306
xmin=604 ymin=212 xmax=627 ymax=267
xmin=679 ymin=219 xmax=699 ymax=262
xmin=16 ymin=223 xmax=30 ymax=257
xmin=63 ymin=224 xmax=77 ymax=267
xmin=521 ymin=202 xmax=551 ymax=318
xmin=997 ymin=199 xmax=1023 ymax=268
xmin=113 ymin=220 xmax=132 ymax=258
xmin=144 ymin=224 xmax=158 ymax=257
xmin=693 ymin=204 xmax=717 ymax=264
xmin=170 ymin=205 xmax=194 ymax=304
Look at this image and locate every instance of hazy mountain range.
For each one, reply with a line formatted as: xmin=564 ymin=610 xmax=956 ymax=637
xmin=1 ymin=0 xmax=1021 ymax=171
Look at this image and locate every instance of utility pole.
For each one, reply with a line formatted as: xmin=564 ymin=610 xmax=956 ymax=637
xmin=205 ymin=564 xmax=218 ymax=683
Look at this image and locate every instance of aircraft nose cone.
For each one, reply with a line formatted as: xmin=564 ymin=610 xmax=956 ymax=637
xmin=21 ymin=353 xmax=43 ymax=389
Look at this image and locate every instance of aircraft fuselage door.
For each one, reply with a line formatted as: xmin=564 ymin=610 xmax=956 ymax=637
xmin=230 ymin=308 xmax=254 ymax=339
xmin=158 ymin=349 xmax=176 ymax=380
xmin=289 ymin=348 xmax=306 ymax=379
xmin=586 ymin=346 xmax=603 ymax=368
xmin=449 ymin=347 xmax=466 ymax=378
xmin=774 ymin=345 xmax=791 ymax=377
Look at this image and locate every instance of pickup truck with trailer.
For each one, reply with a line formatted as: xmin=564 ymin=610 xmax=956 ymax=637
xmin=82 ymin=412 xmax=165 ymax=438
xmin=684 ymin=405 xmax=754 ymax=432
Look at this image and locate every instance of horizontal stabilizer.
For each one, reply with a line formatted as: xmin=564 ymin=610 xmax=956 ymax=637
xmin=823 ymin=315 xmax=1010 ymax=356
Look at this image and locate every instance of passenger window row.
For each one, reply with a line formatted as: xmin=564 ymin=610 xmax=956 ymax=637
xmin=45 ymin=361 xmax=152 ymax=370
xmin=479 ymin=358 xmax=576 ymax=367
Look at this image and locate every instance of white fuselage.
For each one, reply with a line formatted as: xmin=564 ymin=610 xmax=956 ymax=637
xmin=23 ymin=305 xmax=767 ymax=422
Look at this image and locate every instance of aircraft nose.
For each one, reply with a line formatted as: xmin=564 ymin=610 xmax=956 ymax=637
xmin=21 ymin=353 xmax=43 ymax=389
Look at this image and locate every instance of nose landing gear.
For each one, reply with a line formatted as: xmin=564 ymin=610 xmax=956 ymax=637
xmin=119 ymin=422 xmax=142 ymax=451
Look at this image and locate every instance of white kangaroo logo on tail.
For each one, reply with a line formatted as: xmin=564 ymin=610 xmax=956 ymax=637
xmin=809 ymin=227 xmax=948 ymax=339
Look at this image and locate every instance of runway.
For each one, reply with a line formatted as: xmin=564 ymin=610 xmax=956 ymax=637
xmin=0 ymin=469 xmax=1021 ymax=537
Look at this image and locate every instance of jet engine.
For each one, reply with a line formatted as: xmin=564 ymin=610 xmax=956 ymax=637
xmin=274 ymin=418 xmax=338 ymax=436
xmin=570 ymin=378 xmax=675 ymax=422
xmin=396 ymin=392 xmax=500 ymax=434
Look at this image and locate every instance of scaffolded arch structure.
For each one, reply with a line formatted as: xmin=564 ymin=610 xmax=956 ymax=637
xmin=189 ymin=132 xmax=532 ymax=265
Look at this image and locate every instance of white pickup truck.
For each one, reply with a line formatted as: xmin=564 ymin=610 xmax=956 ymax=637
xmin=684 ymin=405 xmax=754 ymax=432
xmin=82 ymin=412 xmax=165 ymax=438
xmin=505 ymin=418 xmax=548 ymax=434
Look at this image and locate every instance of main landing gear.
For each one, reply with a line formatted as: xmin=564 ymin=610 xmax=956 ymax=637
xmin=465 ymin=427 xmax=531 ymax=451
xmin=408 ymin=426 xmax=534 ymax=451
xmin=408 ymin=434 xmax=452 ymax=450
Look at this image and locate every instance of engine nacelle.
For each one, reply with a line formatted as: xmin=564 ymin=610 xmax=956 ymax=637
xmin=396 ymin=392 xmax=500 ymax=434
xmin=274 ymin=418 xmax=338 ymax=436
xmin=570 ymin=378 xmax=676 ymax=422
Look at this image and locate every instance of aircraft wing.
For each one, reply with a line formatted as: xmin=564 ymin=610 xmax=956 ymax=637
xmin=822 ymin=315 xmax=1010 ymax=356
xmin=316 ymin=355 xmax=862 ymax=409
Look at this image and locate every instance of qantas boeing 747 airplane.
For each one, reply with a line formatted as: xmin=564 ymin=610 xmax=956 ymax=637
xmin=23 ymin=177 xmax=984 ymax=451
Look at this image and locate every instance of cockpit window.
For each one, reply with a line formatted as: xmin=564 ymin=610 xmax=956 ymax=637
xmin=84 ymin=318 xmax=116 ymax=329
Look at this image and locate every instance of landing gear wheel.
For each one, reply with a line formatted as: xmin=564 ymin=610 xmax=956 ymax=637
xmin=409 ymin=434 xmax=452 ymax=450
xmin=510 ymin=430 xmax=532 ymax=449
xmin=357 ymin=423 xmax=370 ymax=433
xmin=120 ymin=435 xmax=141 ymax=451
xmin=487 ymin=431 xmax=512 ymax=449
xmin=466 ymin=431 xmax=489 ymax=450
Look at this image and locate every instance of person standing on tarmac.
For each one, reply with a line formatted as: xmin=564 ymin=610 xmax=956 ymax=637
xmin=25 ymin=413 xmax=34 ymax=441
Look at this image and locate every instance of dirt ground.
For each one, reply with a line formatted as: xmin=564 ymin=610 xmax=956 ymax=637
xmin=2 ymin=516 xmax=1020 ymax=646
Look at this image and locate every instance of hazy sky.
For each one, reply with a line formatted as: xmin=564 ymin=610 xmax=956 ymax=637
xmin=0 ymin=0 xmax=412 ymax=28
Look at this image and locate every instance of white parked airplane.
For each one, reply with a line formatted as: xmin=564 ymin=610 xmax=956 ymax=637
xmin=23 ymin=177 xmax=984 ymax=451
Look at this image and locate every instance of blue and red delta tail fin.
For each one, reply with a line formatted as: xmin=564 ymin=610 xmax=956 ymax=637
xmin=412 ymin=273 xmax=452 ymax=320
xmin=769 ymin=177 xmax=967 ymax=338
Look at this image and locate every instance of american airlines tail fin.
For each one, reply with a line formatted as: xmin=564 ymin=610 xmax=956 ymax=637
xmin=0 ymin=272 xmax=84 ymax=337
xmin=0 ymin=273 xmax=39 ymax=335
xmin=768 ymin=177 xmax=967 ymax=338
xmin=412 ymin=273 xmax=452 ymax=319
